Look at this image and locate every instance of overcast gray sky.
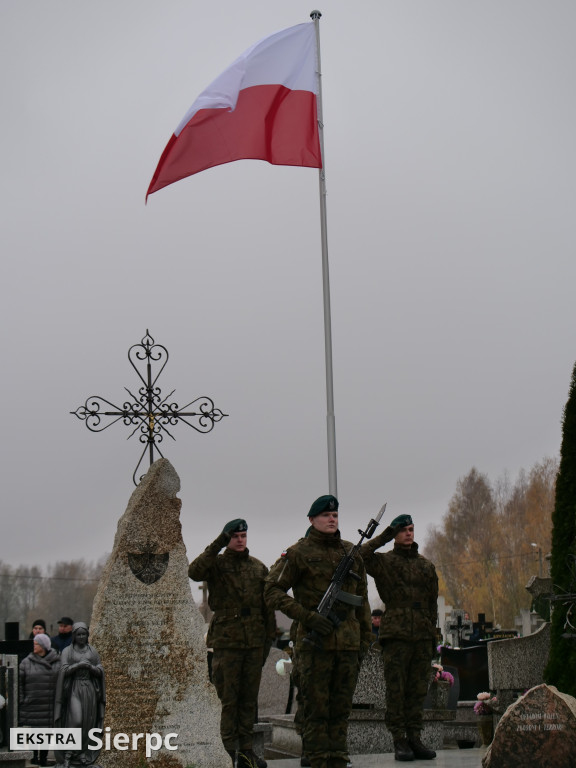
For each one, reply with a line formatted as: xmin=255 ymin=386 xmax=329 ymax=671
xmin=1 ymin=1 xmax=574 ymax=577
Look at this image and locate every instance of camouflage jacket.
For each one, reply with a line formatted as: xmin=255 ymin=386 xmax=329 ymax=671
xmin=264 ymin=528 xmax=372 ymax=652
xmin=360 ymin=539 xmax=438 ymax=642
xmin=188 ymin=532 xmax=275 ymax=650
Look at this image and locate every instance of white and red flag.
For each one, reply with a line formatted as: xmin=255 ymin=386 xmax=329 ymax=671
xmin=146 ymin=21 xmax=322 ymax=200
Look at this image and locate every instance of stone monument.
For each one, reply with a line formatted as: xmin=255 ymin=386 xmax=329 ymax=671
xmin=90 ymin=459 xmax=227 ymax=767
xmin=482 ymin=683 xmax=576 ymax=768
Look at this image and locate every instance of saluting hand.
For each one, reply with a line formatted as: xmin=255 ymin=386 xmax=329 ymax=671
xmin=376 ymin=523 xmax=404 ymax=546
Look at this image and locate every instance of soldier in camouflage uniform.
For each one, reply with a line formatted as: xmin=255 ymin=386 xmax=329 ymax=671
xmin=264 ymin=495 xmax=372 ymax=768
xmin=188 ymin=519 xmax=275 ymax=768
xmin=360 ymin=514 xmax=438 ymax=762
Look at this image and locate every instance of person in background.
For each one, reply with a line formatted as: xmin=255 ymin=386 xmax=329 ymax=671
xmin=28 ymin=619 xmax=47 ymax=640
xmin=50 ymin=617 xmax=74 ymax=654
xmin=19 ymin=633 xmax=61 ymax=766
xmin=370 ymin=609 xmax=384 ymax=637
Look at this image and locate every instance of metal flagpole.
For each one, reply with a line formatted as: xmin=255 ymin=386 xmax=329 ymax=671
xmin=311 ymin=10 xmax=338 ymax=498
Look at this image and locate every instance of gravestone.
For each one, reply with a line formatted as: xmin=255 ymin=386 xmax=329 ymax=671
xmin=487 ymin=622 xmax=550 ymax=712
xmin=0 ymin=641 xmax=32 ymax=666
xmin=258 ymin=647 xmax=292 ymax=717
xmin=437 ymin=596 xmax=453 ymax=645
xmin=444 ymin=609 xmax=473 ymax=646
xmin=0 ymin=656 xmax=18 ymax=746
xmin=471 ymin=613 xmax=493 ymax=642
xmin=350 ymin=648 xmax=452 ymax=753
xmin=266 ymin=647 xmax=440 ymax=757
xmin=90 ymin=459 xmax=227 ymax=768
xmin=516 ymin=608 xmax=544 ymax=637
xmin=441 ymin=644 xmax=489 ymax=700
xmin=482 ymin=684 xmax=576 ymax=768
xmin=266 ymin=646 xmax=454 ymax=756
xmin=3 ymin=625 xmax=19 ymax=642
xmin=0 ymin=655 xmax=33 ymax=767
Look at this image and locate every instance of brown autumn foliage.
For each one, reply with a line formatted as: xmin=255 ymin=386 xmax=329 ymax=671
xmin=423 ymin=457 xmax=557 ymax=629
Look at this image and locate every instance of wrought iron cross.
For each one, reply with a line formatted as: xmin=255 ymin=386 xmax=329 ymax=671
xmin=71 ymin=330 xmax=227 ymax=484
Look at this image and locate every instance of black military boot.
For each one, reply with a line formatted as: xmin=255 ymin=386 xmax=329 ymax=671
xmin=226 ymin=748 xmax=237 ymax=767
xmin=408 ymin=736 xmax=436 ymax=759
xmin=393 ymin=738 xmax=415 ymax=761
xmin=251 ymin=751 xmax=267 ymax=768
xmin=237 ymin=749 xmax=263 ymax=768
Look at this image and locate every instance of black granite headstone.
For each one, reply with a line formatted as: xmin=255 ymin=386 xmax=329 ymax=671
xmin=441 ymin=645 xmax=489 ymax=700
xmin=0 ymin=639 xmax=33 ymax=664
xmin=4 ymin=622 xmax=19 ymax=641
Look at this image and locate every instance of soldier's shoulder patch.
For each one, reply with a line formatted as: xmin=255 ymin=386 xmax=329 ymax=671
xmin=280 ymin=549 xmax=288 ymax=558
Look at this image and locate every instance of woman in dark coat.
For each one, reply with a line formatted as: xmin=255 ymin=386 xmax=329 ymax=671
xmin=19 ymin=633 xmax=61 ymax=766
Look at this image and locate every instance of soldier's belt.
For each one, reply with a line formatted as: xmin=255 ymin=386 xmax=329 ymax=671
xmin=215 ymin=607 xmax=261 ymax=618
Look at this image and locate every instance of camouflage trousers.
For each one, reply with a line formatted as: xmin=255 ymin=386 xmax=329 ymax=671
xmin=298 ymin=649 xmax=360 ymax=768
xmin=291 ymin=652 xmax=305 ymax=735
xmin=212 ymin=647 xmax=264 ymax=751
xmin=382 ymin=639 xmax=434 ymax=739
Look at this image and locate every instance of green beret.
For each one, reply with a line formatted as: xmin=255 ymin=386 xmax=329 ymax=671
xmin=308 ymin=495 xmax=339 ymax=517
xmin=390 ymin=514 xmax=413 ymax=528
xmin=223 ymin=519 xmax=248 ymax=534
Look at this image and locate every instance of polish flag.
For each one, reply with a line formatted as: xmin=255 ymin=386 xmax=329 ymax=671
xmin=146 ymin=22 xmax=322 ymax=200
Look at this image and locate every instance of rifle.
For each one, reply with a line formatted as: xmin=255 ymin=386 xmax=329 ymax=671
xmin=303 ymin=503 xmax=387 ymax=647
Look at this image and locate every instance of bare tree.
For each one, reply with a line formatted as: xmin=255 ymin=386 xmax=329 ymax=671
xmin=36 ymin=560 xmax=104 ymax=631
xmin=0 ymin=558 xmax=106 ymax=638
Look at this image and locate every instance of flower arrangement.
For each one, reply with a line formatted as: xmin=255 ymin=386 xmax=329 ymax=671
xmin=474 ymin=692 xmax=498 ymax=716
xmin=431 ymin=663 xmax=455 ymax=686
